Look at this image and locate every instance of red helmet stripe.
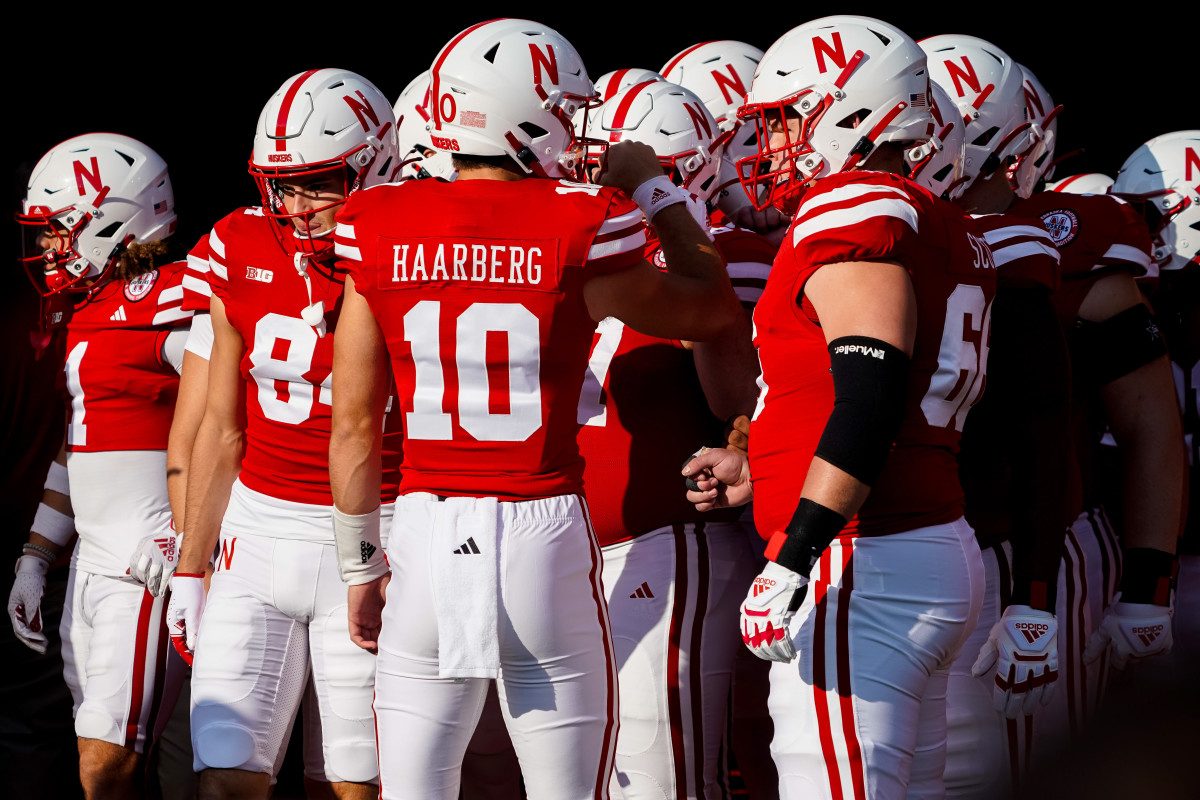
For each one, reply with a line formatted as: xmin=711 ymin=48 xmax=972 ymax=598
xmin=603 ymin=69 xmax=630 ymax=103
xmin=275 ymin=69 xmax=322 ymax=151
xmin=607 ymin=80 xmax=660 ymax=143
xmin=662 ymin=41 xmax=713 ymax=77
xmin=431 ymin=19 xmax=500 ymax=131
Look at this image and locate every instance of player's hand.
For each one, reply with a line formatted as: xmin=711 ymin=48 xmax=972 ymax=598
xmin=971 ymin=605 xmax=1058 ymax=718
xmin=727 ymin=203 xmax=788 ymax=240
xmin=348 ymin=573 xmax=390 ymax=655
xmin=683 ymin=446 xmax=752 ymax=510
xmin=8 ymin=555 xmax=50 ymax=654
xmin=725 ymin=414 xmax=751 ymax=456
xmin=595 ymin=141 xmax=669 ymax=195
xmin=166 ymin=573 xmax=206 ymax=666
xmin=1083 ymin=599 xmax=1173 ymax=670
xmin=740 ymin=561 xmax=808 ymax=662
xmin=129 ymin=533 xmax=179 ymax=597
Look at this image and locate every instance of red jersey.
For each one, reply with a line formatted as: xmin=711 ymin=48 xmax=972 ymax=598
xmin=751 ymin=171 xmax=997 ymax=540
xmin=579 ymin=225 xmax=771 ymax=545
xmin=1008 ymin=192 xmax=1153 ymax=320
xmin=336 ymin=178 xmax=646 ymax=501
xmin=64 ymin=261 xmax=193 ymax=452
xmin=207 ymin=208 xmax=402 ymax=506
xmin=972 ymin=214 xmax=1060 ymax=292
xmin=181 ymin=234 xmax=212 ymax=313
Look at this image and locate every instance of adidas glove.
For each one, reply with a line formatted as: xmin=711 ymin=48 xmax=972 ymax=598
xmin=8 ymin=555 xmax=50 ymax=654
xmin=740 ymin=561 xmax=808 ymax=663
xmin=1084 ymin=597 xmax=1173 ymax=670
xmin=129 ymin=532 xmax=180 ymax=597
xmin=166 ymin=573 xmax=206 ymax=666
xmin=971 ymin=605 xmax=1058 ymax=718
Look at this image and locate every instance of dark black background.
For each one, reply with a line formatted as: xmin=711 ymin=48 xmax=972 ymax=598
xmin=10 ymin=6 xmax=1192 ymax=249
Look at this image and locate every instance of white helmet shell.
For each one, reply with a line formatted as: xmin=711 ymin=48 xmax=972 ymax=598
xmin=428 ymin=19 xmax=596 ymax=179
xmin=1114 ymin=130 xmax=1200 ymax=271
xmin=910 ymin=81 xmax=968 ymax=200
xmin=1018 ymin=64 xmax=1060 ymax=193
xmin=19 ymin=132 xmax=175 ymax=293
xmin=1048 ymin=173 xmax=1113 ymax=195
xmin=593 ymin=68 xmax=665 ymax=104
xmin=393 ymin=72 xmax=459 ymax=181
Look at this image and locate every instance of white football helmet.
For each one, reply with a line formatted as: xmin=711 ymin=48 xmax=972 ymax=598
xmin=1113 ymin=130 xmax=1200 ymax=272
xmin=1018 ymin=64 xmax=1061 ymax=194
xmin=661 ymin=41 xmax=764 ymax=218
xmin=18 ymin=133 xmax=176 ymax=295
xmin=1048 ymin=173 xmax=1113 ymax=195
xmin=909 ymin=81 xmax=968 ymax=200
xmin=737 ymin=15 xmax=935 ymax=211
xmin=593 ymin=68 xmax=665 ymax=104
xmin=922 ymin=35 xmax=1042 ymax=197
xmin=393 ymin=72 xmax=459 ymax=181
xmin=249 ymin=68 xmax=400 ymax=253
xmin=428 ymin=19 xmax=597 ymax=180
xmin=587 ymin=81 xmax=730 ymax=203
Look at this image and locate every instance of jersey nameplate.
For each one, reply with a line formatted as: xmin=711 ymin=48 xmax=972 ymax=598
xmin=376 ymin=237 xmax=560 ymax=293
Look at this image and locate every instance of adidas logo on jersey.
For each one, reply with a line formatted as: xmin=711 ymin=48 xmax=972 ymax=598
xmin=453 ymin=537 xmax=481 ymax=555
xmin=110 ymin=306 xmax=127 ymax=321
xmin=360 ymin=541 xmax=377 ymax=563
xmin=629 ymin=582 xmax=655 ymax=599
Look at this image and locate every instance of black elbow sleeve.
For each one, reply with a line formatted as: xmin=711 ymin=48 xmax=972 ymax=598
xmin=814 ymin=336 xmax=911 ymax=486
xmin=1071 ymin=304 xmax=1167 ymax=387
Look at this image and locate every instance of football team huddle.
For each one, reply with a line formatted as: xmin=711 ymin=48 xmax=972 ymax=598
xmin=8 ymin=13 xmax=1197 ymax=800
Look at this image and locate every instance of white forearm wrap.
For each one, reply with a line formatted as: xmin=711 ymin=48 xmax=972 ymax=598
xmin=45 ymin=461 xmax=70 ymax=496
xmin=333 ymin=505 xmax=388 ymax=586
xmin=32 ymin=503 xmax=75 ymax=546
xmin=631 ymin=175 xmax=690 ymax=222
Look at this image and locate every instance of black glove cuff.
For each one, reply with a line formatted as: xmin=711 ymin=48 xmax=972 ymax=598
xmin=770 ymin=498 xmax=848 ymax=577
xmin=1011 ymin=577 xmax=1057 ymax=613
xmin=1120 ymin=548 xmax=1176 ymax=606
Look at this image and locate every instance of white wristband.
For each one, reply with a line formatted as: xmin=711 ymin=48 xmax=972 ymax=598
xmin=333 ymin=506 xmax=388 ymax=586
xmin=45 ymin=461 xmax=69 ymax=496
xmin=32 ymin=502 xmax=75 ymax=546
xmin=631 ymin=175 xmax=690 ymax=222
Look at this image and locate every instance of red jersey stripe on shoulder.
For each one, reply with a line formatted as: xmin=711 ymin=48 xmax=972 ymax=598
xmin=791 ymin=198 xmax=919 ymax=247
xmin=990 ymin=239 xmax=1060 ymax=269
xmin=597 ymin=208 xmax=643 ymax=235
xmin=796 ymin=182 xmax=915 ymax=218
xmin=588 ymin=228 xmax=647 ymax=262
xmin=275 ymin=70 xmax=322 ymax=152
xmin=661 ymin=42 xmax=710 ymax=76
xmin=1099 ymin=243 xmax=1152 ymax=269
xmin=980 ymin=224 xmax=1054 ymax=246
xmin=431 ymin=20 xmax=498 ymax=130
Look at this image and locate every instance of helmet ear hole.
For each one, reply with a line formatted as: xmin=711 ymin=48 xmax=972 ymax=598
xmin=519 ymin=122 xmax=549 ymax=140
xmin=95 ymin=222 xmax=123 ymax=238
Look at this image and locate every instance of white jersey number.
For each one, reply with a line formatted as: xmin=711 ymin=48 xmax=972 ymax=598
xmin=578 ymin=318 xmax=624 ymax=427
xmin=65 ymin=342 xmax=89 ymax=447
xmin=404 ymin=301 xmax=542 ymax=442
xmin=248 ymin=313 xmax=331 ymax=425
xmin=920 ymin=284 xmax=992 ymax=431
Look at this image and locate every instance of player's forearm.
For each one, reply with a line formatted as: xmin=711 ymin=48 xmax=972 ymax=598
xmin=1102 ymin=356 xmax=1184 ymax=554
xmin=799 ymin=457 xmax=873 ymax=523
xmin=166 ymin=353 xmax=209 ymax=530
xmin=329 ymin=422 xmax=382 ymax=515
xmin=691 ymin=310 xmax=759 ymax=422
xmin=652 ymin=204 xmax=741 ymax=338
xmin=180 ymin=416 xmax=243 ymax=572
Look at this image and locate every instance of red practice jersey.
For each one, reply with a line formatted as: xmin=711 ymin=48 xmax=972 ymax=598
xmin=579 ymin=225 xmax=773 ymax=545
xmin=336 ymin=178 xmax=646 ymax=502
xmin=207 ymin=208 xmax=401 ymax=506
xmin=751 ymin=171 xmax=997 ymax=541
xmin=64 ymin=261 xmax=193 ymax=452
xmin=1008 ymin=192 xmax=1153 ymax=320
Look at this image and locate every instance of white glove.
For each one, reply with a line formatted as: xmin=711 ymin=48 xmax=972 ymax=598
xmin=971 ymin=604 xmax=1058 ymax=718
xmin=129 ymin=533 xmax=179 ymax=597
xmin=8 ymin=555 xmax=50 ymax=654
xmin=166 ymin=573 xmax=206 ymax=666
xmin=1083 ymin=598 xmax=1173 ymax=670
xmin=740 ymin=561 xmax=809 ymax=663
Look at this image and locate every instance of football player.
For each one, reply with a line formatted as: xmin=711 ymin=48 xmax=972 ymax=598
xmin=165 ymin=68 xmax=402 ymax=800
xmin=328 ymin=18 xmax=740 ymax=800
xmin=920 ymin=39 xmax=1071 ymax=795
xmin=10 ymin=133 xmax=192 ymax=799
xmin=580 ymin=79 xmax=769 ymax=799
xmin=684 ymin=15 xmax=996 ymax=798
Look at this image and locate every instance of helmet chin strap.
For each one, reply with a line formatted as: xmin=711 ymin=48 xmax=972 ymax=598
xmin=294 ymin=253 xmax=327 ymax=337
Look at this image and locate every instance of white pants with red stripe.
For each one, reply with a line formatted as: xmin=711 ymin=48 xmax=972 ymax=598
xmin=1031 ymin=507 xmax=1120 ymax=762
xmin=61 ymin=569 xmax=185 ymax=753
xmin=602 ymin=521 xmax=757 ymax=800
xmin=373 ymin=493 xmax=618 ymax=800
xmin=768 ymin=518 xmax=985 ymax=800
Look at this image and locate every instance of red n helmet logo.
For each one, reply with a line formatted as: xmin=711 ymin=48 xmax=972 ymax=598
xmin=1186 ymin=146 xmax=1199 ymax=183
xmin=1023 ymin=81 xmax=1045 ymax=117
xmin=344 ymin=91 xmax=381 ymax=132
xmin=945 ymin=57 xmax=982 ymax=98
xmin=74 ymin=157 xmax=102 ymax=196
xmin=813 ymin=32 xmax=848 ymax=74
xmin=711 ymin=65 xmax=747 ymax=106
xmin=684 ymin=102 xmax=713 ymax=140
xmin=530 ymin=44 xmax=559 ymax=86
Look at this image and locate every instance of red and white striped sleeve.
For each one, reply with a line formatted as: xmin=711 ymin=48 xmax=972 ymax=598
xmin=584 ymin=195 xmax=647 ymax=274
xmin=180 ymin=233 xmax=213 ymax=313
xmin=975 ymin=215 xmax=1060 ymax=291
xmin=789 ymin=177 xmax=921 ymax=268
xmin=206 ymin=219 xmax=232 ymax=304
xmin=714 ymin=226 xmax=777 ymax=310
xmin=151 ymin=262 xmax=194 ymax=328
xmin=1097 ymin=197 xmax=1154 ymax=273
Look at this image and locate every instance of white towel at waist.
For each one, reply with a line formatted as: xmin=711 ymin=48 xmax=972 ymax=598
xmin=430 ymin=495 xmax=501 ymax=679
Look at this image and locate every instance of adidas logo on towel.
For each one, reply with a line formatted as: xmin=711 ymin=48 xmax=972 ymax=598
xmin=360 ymin=541 xmax=376 ymax=563
xmin=453 ymin=537 xmax=481 ymax=555
xmin=629 ymin=581 xmax=654 ymax=599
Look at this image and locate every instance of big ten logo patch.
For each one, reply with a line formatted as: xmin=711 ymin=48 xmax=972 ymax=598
xmin=124 ymin=269 xmax=158 ymax=302
xmin=1040 ymin=209 xmax=1079 ymax=246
